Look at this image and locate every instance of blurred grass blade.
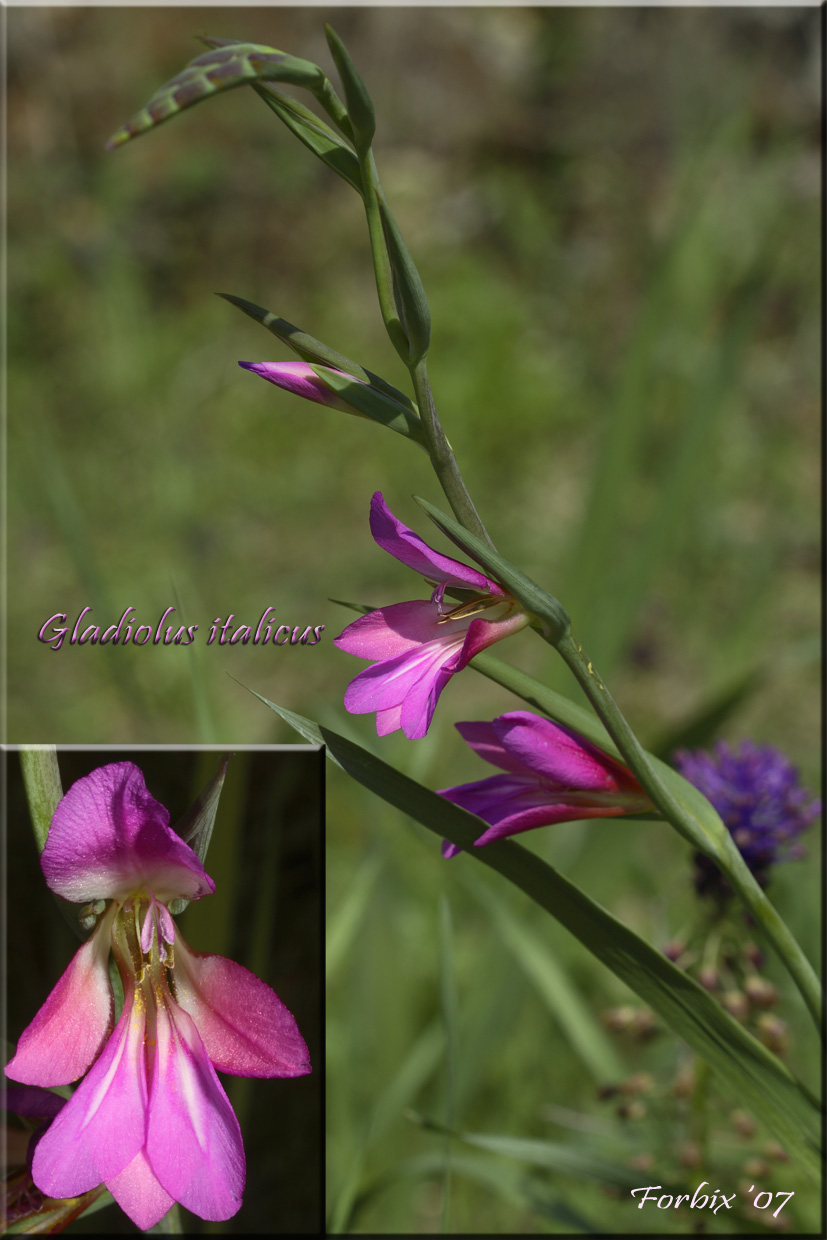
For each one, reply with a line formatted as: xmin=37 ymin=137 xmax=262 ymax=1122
xmin=463 ymin=874 xmax=624 ymax=1082
xmin=329 ymin=1019 xmax=445 ymax=1232
xmin=248 ymin=692 xmax=821 ymax=1179
xmin=652 ymin=665 xmax=765 ymax=758
xmin=19 ymin=747 xmax=62 ymax=853
xmin=252 ymin=82 xmax=363 ymax=194
xmin=106 ymin=41 xmax=325 ymax=148
xmin=410 ymin=1114 xmax=660 ymax=1190
xmin=438 ymin=895 xmax=457 ymax=1233
xmin=327 ymin=852 xmax=384 ymax=982
xmin=219 ymin=293 xmax=418 ymax=410
xmin=352 ymin=1151 xmax=603 ymax=1233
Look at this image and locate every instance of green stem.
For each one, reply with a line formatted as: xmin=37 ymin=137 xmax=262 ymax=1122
xmin=554 ymin=630 xmax=822 ymax=1033
xmin=409 ymin=360 xmax=493 ymax=547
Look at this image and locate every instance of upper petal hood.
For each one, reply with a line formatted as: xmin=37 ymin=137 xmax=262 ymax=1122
xmin=369 ymin=492 xmax=495 ymax=590
xmin=41 ymin=763 xmax=215 ymax=904
xmin=173 ymin=934 xmax=311 ymax=1078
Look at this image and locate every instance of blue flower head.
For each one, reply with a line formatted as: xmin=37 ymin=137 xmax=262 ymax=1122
xmin=673 ymin=741 xmax=820 ymax=899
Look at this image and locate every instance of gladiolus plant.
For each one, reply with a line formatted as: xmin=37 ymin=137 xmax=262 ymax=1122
xmin=7 ymin=762 xmax=310 ymax=1232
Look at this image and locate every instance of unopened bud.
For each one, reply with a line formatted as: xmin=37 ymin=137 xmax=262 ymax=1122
xmin=756 ymin=1013 xmax=789 ymax=1056
xmin=744 ymin=976 xmax=778 ymax=1008
xmin=721 ymin=989 xmax=749 ymax=1021
xmin=731 ymin=1109 xmax=757 ymax=1138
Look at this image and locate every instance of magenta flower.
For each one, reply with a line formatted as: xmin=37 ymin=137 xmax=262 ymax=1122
xmin=438 ymin=711 xmax=652 ymax=856
xmin=334 ymin=493 xmax=530 ymax=739
xmin=6 ymin=762 xmax=310 ymax=1232
xmin=238 ymin=360 xmax=360 ymax=412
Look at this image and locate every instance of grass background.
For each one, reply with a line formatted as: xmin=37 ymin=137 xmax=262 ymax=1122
xmin=6 ymin=6 xmax=821 ymax=1234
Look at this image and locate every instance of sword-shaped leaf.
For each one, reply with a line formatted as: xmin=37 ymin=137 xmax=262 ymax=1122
xmin=252 ymin=82 xmax=363 ymax=196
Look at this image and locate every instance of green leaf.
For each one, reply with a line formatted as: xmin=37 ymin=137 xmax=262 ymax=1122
xmin=410 ymin=1114 xmax=661 ymax=1190
xmin=168 ymin=753 xmax=231 ymax=914
xmin=219 ymin=293 xmax=416 ymax=410
xmin=251 ymin=82 xmax=364 ymax=196
xmin=350 ymin=1151 xmax=603 ymax=1233
xmin=463 ymin=874 xmax=625 ymax=1082
xmin=106 ymin=40 xmax=325 ymax=148
xmin=414 ymin=494 xmax=571 ymax=642
xmin=250 ymin=694 xmax=821 ymax=1179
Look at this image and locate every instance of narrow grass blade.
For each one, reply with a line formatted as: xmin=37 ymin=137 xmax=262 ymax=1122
xmin=463 ymin=874 xmax=624 ymax=1082
xmin=327 ymin=852 xmax=384 ymax=983
xmin=410 ymin=1114 xmax=661 ymax=1190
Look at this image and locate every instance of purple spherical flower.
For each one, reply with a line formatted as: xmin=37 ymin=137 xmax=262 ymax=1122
xmin=673 ymin=741 xmax=820 ymax=898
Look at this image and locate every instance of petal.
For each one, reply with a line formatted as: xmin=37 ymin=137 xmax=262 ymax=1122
xmin=237 ymin=360 xmax=353 ymax=411
xmin=147 ymin=993 xmax=244 ymax=1222
xmin=342 ymin=636 xmax=462 ymax=718
xmin=493 ymin=713 xmax=641 ymax=793
xmin=438 ymin=774 xmax=542 ymax=827
xmin=31 ymin=981 xmax=148 ymax=1197
xmin=42 ymin=762 xmax=215 ymax=904
xmin=375 ymin=703 xmax=404 ymax=736
xmin=398 ymin=659 xmax=456 ymax=740
xmin=369 ymin=492 xmax=496 ymax=590
xmin=172 ymin=934 xmax=311 ymax=1078
xmin=6 ymin=908 xmax=115 ymax=1087
xmin=457 ymin=609 xmax=530 ymax=668
xmin=106 ymin=1148 xmax=176 ymax=1232
xmin=472 ymin=801 xmax=632 ymax=848
xmin=334 ymin=599 xmax=458 ymax=660
xmin=453 ymin=721 xmax=529 ymax=774
xmin=4 ymin=1083 xmax=67 ymax=1122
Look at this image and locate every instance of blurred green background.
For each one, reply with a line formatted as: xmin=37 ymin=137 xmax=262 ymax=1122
xmin=7 ymin=5 xmax=821 ymax=1235
xmin=7 ymin=747 xmax=322 ymax=1233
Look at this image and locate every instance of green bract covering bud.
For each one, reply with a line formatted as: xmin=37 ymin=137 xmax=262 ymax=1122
xmin=106 ymin=40 xmax=326 ymax=148
xmin=379 ymin=198 xmax=431 ymax=366
xmin=325 ymin=25 xmax=376 ymax=152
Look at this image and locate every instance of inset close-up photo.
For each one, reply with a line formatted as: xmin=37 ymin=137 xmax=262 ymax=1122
xmin=5 ymin=746 xmax=322 ymax=1234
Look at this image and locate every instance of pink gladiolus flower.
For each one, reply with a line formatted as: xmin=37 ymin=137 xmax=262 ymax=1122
xmin=6 ymin=763 xmax=311 ymax=1232
xmin=238 ymin=360 xmax=360 ymax=411
xmin=438 ymin=711 xmax=652 ymax=856
xmin=334 ymin=493 xmax=530 ymax=739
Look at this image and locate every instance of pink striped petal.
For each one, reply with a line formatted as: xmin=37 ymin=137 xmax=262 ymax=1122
xmin=42 ymin=763 xmax=215 ymax=904
xmin=492 ymin=713 xmax=638 ymax=792
xmin=453 ymin=721 xmax=527 ymax=774
xmin=238 ymin=361 xmax=354 ymax=411
xmin=173 ymin=934 xmax=311 ymax=1078
xmin=335 ymin=600 xmax=457 ymax=660
xmin=6 ymin=908 xmax=115 ymax=1087
xmin=106 ymin=1148 xmax=176 ymax=1232
xmin=31 ymin=982 xmax=148 ymax=1197
xmin=147 ymin=995 xmax=244 ymax=1222
xmin=342 ymin=636 xmax=462 ymax=718
xmin=369 ymin=492 xmax=495 ymax=590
